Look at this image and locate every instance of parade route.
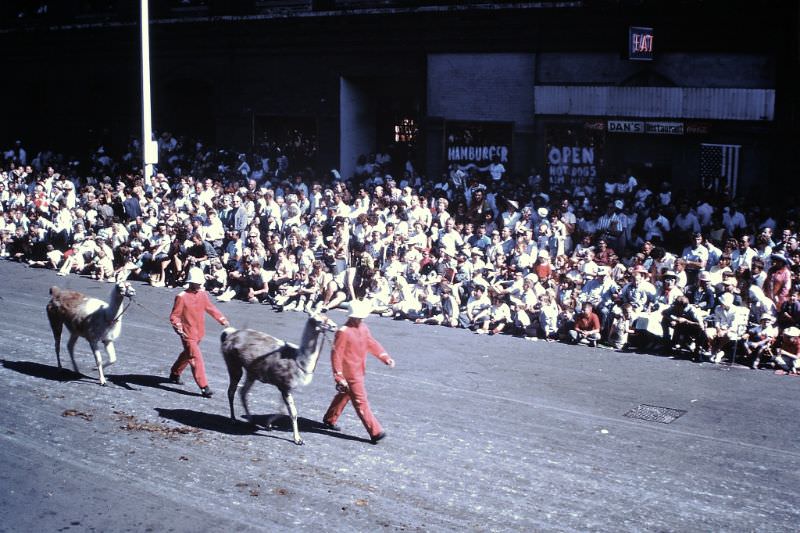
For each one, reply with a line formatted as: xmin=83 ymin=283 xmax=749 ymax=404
xmin=1 ymin=261 xmax=798 ymax=532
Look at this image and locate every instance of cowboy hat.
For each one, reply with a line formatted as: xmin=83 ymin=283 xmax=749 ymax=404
xmin=662 ymin=270 xmax=678 ymax=279
xmin=759 ymin=314 xmax=776 ymax=323
xmin=186 ymin=267 xmax=205 ymax=285
xmin=632 ymin=265 xmax=649 ymax=274
xmin=506 ymin=200 xmax=519 ymax=210
xmin=698 ymin=271 xmax=711 ymax=282
xmin=347 ymin=299 xmax=372 ymax=319
xmin=537 ymin=207 xmax=549 ymax=218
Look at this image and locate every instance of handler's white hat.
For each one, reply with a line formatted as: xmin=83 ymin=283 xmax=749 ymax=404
xmin=348 ymin=299 xmax=372 ymax=319
xmin=186 ymin=267 xmax=205 ymax=285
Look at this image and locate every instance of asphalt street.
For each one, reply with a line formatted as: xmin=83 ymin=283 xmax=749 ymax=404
xmin=0 ymin=260 xmax=798 ymax=532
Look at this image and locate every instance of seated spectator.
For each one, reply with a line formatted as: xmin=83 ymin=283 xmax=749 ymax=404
xmin=458 ymin=282 xmax=491 ymax=330
xmin=742 ymin=314 xmax=778 ymax=369
xmin=568 ymin=302 xmax=601 ymax=347
xmin=661 ymin=296 xmax=708 ymax=356
xmin=705 ymin=292 xmax=747 ymax=363
xmin=774 ymin=326 xmax=800 ymax=374
xmin=474 ymin=291 xmax=512 ymax=335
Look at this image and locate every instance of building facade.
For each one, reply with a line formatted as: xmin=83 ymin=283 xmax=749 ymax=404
xmin=1 ymin=1 xmax=796 ymax=196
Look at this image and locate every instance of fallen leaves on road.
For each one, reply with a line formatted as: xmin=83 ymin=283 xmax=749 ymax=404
xmin=62 ymin=409 xmax=93 ymax=421
xmin=113 ymin=410 xmax=201 ymax=439
xmin=355 ymin=498 xmax=368 ymax=506
xmin=235 ymin=482 xmax=263 ymax=497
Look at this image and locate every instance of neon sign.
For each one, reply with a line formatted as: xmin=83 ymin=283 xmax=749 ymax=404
xmin=629 ymin=26 xmax=654 ymax=61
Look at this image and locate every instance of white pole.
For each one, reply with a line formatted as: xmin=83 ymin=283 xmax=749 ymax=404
xmin=141 ymin=0 xmax=155 ymax=185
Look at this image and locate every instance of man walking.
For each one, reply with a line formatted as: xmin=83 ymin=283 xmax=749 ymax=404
xmin=322 ymin=300 xmax=395 ymax=444
xmin=169 ymin=267 xmax=229 ymax=397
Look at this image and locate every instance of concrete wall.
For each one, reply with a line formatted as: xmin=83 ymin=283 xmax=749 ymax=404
xmin=339 ymin=78 xmax=375 ymax=180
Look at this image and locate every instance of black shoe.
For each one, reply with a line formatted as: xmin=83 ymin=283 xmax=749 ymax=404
xmin=168 ymin=373 xmax=183 ymax=385
xmin=323 ymin=421 xmax=341 ymax=431
xmin=370 ymin=431 xmax=386 ymax=444
xmin=200 ymin=386 xmax=214 ymax=398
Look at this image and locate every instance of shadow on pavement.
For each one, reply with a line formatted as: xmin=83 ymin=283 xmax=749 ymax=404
xmin=2 ymin=359 xmax=84 ymax=382
xmin=155 ymin=407 xmax=371 ymax=443
xmin=106 ymin=373 xmax=201 ymax=396
xmin=155 ymin=407 xmax=256 ymax=435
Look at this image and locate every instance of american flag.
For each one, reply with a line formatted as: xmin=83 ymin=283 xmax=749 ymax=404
xmin=700 ymin=143 xmax=741 ymax=196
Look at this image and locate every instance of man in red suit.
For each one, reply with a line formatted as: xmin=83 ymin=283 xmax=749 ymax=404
xmin=169 ymin=267 xmax=229 ymax=397
xmin=323 ymin=300 xmax=395 ymax=444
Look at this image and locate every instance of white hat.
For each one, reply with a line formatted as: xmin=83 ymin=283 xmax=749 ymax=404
xmin=348 ymin=299 xmax=372 ymax=319
xmin=537 ymin=207 xmax=549 ymax=218
xmin=719 ymin=292 xmax=734 ymax=307
xmin=186 ymin=267 xmax=205 ymax=285
xmin=614 ymin=200 xmax=624 ymax=210
xmin=784 ymin=326 xmax=800 ymax=337
xmin=507 ymin=200 xmax=519 ymax=210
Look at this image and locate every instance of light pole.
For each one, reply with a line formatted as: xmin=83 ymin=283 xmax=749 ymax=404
xmin=141 ymin=0 xmax=157 ymax=185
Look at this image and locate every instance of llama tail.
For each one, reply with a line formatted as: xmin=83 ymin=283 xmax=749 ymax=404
xmin=221 ymin=326 xmax=237 ymax=343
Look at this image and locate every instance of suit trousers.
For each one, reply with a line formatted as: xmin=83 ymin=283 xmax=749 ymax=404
xmin=323 ymin=379 xmax=382 ymax=438
xmin=170 ymin=339 xmax=208 ymax=388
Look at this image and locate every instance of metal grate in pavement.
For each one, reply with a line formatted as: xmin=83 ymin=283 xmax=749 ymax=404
xmin=624 ymin=404 xmax=687 ymax=424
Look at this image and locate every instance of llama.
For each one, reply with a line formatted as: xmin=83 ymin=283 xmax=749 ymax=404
xmin=220 ymin=311 xmax=337 ymax=445
xmin=46 ymin=281 xmax=136 ymax=386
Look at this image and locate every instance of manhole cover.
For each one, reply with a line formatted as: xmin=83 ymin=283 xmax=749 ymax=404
xmin=624 ymin=404 xmax=686 ymax=424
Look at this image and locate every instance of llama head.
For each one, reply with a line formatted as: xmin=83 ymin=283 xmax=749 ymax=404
xmin=306 ymin=309 xmax=337 ymax=332
xmin=115 ymin=281 xmax=136 ymax=299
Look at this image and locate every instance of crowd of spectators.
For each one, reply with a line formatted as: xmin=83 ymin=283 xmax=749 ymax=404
xmin=3 ymin=134 xmax=800 ymax=375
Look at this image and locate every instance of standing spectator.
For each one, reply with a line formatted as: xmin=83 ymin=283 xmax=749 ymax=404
xmin=722 ymin=203 xmax=747 ymax=237
xmin=681 ymin=232 xmax=708 ymax=286
xmin=322 ymin=300 xmax=395 ymax=444
xmin=168 ymin=267 xmax=230 ymax=397
xmin=765 ymin=254 xmax=792 ymax=308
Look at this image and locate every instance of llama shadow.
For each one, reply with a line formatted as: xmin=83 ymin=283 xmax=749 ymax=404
xmin=106 ymin=373 xmax=201 ymax=396
xmin=155 ymin=407 xmax=370 ymax=443
xmin=2 ymin=359 xmax=84 ymax=382
xmin=154 ymin=408 xmax=255 ymax=435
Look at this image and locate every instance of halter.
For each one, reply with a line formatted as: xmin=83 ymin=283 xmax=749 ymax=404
xmin=296 ymin=324 xmax=332 ymax=375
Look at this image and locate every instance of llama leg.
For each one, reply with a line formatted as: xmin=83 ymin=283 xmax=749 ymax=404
xmin=103 ymin=341 xmax=117 ymax=367
xmin=66 ymin=334 xmax=80 ymax=373
xmin=282 ymin=391 xmax=303 ymax=445
xmin=239 ymin=376 xmax=256 ymax=424
xmin=225 ymin=359 xmax=243 ymax=421
xmin=89 ymin=341 xmax=107 ymax=386
xmin=49 ymin=314 xmax=63 ymax=368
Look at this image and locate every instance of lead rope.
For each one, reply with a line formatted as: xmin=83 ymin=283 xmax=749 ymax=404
xmin=110 ymin=297 xmax=136 ymax=325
